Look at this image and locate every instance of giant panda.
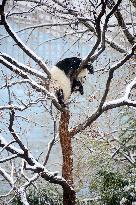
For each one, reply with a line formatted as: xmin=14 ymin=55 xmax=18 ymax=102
xmin=49 ymin=57 xmax=94 ymax=106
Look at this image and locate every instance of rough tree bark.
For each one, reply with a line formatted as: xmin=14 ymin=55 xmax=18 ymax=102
xmin=59 ymin=110 xmax=76 ymax=205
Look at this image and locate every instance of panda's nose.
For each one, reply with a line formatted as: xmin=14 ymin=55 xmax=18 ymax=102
xmin=84 ymin=76 xmax=86 ymax=79
xmin=81 ymin=77 xmax=86 ymax=83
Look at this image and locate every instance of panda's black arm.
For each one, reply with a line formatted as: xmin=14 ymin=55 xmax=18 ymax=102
xmin=71 ymin=79 xmax=84 ymax=95
xmin=87 ymin=64 xmax=94 ymax=74
xmin=56 ymin=89 xmax=65 ymax=107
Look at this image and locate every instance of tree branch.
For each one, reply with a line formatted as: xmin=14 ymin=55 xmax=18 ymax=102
xmin=1 ymin=5 xmax=51 ymax=77
xmin=0 ymin=55 xmax=63 ymax=111
xmin=70 ymin=43 xmax=136 ymax=136
xmin=0 ymin=133 xmax=75 ymax=201
xmin=0 ymin=53 xmax=48 ymax=82
xmin=107 ymin=0 xmax=135 ymax=45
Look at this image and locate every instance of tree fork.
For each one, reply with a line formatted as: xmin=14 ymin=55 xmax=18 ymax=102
xmin=59 ymin=110 xmax=76 ymax=205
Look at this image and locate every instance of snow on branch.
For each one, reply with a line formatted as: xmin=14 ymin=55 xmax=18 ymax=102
xmin=0 ymin=167 xmax=14 ymax=187
xmin=0 ymin=104 xmax=24 ymax=111
xmin=17 ymin=173 xmax=39 ymax=205
xmin=0 ymin=134 xmax=24 ymax=155
xmin=0 ymin=140 xmax=16 ymax=153
xmin=1 ymin=53 xmax=48 ymax=82
xmin=85 ymin=0 xmax=122 ymax=64
xmin=0 ymin=189 xmax=14 ymax=200
xmin=0 ymin=55 xmax=63 ymax=111
xmin=98 ymin=43 xmax=136 ymax=110
xmin=7 ymin=3 xmax=41 ymax=17
xmin=0 ymin=22 xmax=75 ymax=41
xmin=43 ymin=129 xmax=58 ymax=166
xmin=103 ymin=77 xmax=136 ymax=109
xmin=0 ymin=131 xmax=75 ymax=200
xmin=105 ymin=37 xmax=126 ymax=53
xmin=0 ymin=56 xmax=49 ymax=94
xmin=8 ymin=109 xmax=29 ymax=153
xmin=124 ymin=77 xmax=136 ymax=99
xmin=107 ymin=0 xmax=135 ymax=45
xmin=70 ymin=0 xmax=123 ymax=76
xmin=0 ymin=164 xmax=30 ymax=204
xmin=0 ymin=123 xmax=73 ymax=191
xmin=0 ymin=154 xmax=18 ymax=163
xmin=1 ymin=6 xmax=51 ymax=77
xmin=0 ymin=97 xmax=47 ymax=112
xmin=51 ymin=0 xmax=127 ymax=54
xmin=84 ymin=0 xmax=107 ymax=61
xmin=70 ymin=43 xmax=136 ymax=136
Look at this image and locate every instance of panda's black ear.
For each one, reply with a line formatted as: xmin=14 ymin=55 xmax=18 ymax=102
xmin=56 ymin=59 xmax=70 ymax=75
xmin=56 ymin=89 xmax=65 ymax=107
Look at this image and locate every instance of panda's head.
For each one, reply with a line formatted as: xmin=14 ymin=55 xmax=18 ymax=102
xmin=50 ymin=57 xmax=94 ymax=106
xmin=55 ymin=57 xmax=81 ymax=77
xmin=56 ymin=57 xmax=94 ymax=80
xmin=76 ymin=60 xmax=94 ymax=84
xmin=76 ymin=69 xmax=86 ymax=83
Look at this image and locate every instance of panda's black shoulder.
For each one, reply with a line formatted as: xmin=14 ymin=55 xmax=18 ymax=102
xmin=55 ymin=57 xmax=82 ymax=76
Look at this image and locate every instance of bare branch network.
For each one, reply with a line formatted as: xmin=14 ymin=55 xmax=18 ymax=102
xmin=0 ymin=0 xmax=136 ymax=204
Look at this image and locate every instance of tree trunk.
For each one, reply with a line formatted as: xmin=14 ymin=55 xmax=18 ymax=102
xmin=59 ymin=110 xmax=76 ymax=205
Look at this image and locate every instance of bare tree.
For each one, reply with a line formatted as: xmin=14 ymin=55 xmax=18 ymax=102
xmin=0 ymin=0 xmax=136 ymax=204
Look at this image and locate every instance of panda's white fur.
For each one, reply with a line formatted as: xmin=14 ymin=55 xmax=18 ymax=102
xmin=50 ymin=66 xmax=71 ymax=101
xmin=49 ymin=64 xmax=88 ymax=104
xmin=77 ymin=69 xmax=87 ymax=83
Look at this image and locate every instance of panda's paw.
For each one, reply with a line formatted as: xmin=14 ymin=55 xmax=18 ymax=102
xmin=80 ymin=90 xmax=84 ymax=95
xmin=60 ymin=102 xmax=66 ymax=108
xmin=79 ymin=88 xmax=84 ymax=95
xmin=56 ymin=89 xmax=65 ymax=106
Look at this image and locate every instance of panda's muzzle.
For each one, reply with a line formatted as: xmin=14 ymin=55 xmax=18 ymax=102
xmin=83 ymin=63 xmax=94 ymax=74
